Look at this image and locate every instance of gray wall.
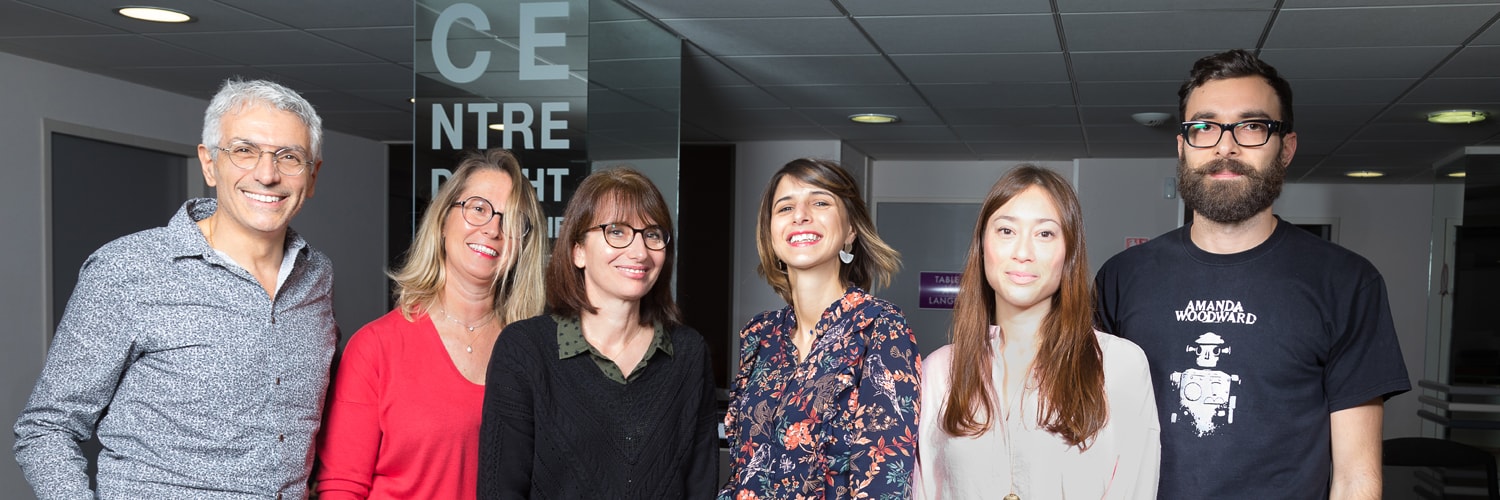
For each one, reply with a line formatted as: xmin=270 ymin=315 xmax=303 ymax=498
xmin=1 ymin=52 xmax=388 ymax=495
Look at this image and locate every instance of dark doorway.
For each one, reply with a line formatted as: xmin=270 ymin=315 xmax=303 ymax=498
xmin=677 ymin=144 xmax=736 ymax=390
xmin=49 ymin=132 xmax=194 ymax=489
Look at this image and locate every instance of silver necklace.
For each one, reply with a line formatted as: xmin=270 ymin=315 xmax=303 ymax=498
xmin=433 ymin=306 xmax=495 ymax=353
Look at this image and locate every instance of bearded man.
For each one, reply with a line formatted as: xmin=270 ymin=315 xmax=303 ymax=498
xmin=1093 ymin=49 xmax=1409 ymax=500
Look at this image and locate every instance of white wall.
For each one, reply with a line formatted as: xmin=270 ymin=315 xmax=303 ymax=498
xmin=0 ymin=52 xmax=388 ymax=495
xmin=1075 ymin=158 xmax=1183 ymax=276
xmin=731 ymin=140 xmax=842 ymax=330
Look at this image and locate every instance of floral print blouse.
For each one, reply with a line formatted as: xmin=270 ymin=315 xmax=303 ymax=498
xmin=719 ymin=287 xmax=921 ymax=500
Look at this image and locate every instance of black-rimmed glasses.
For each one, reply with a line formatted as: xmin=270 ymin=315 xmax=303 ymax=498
xmin=1180 ymin=119 xmax=1285 ymax=148
xmin=214 ymin=140 xmax=311 ymax=176
xmin=450 ymin=196 xmax=531 ymax=237
xmin=595 ymin=223 xmax=669 ymax=250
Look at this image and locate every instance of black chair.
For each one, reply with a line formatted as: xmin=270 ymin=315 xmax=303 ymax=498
xmin=1383 ymin=437 xmax=1499 ymax=500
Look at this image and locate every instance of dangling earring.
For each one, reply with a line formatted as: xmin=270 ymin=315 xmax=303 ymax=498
xmin=776 ymin=259 xmax=788 ymax=273
xmin=838 ymin=243 xmax=855 ymax=264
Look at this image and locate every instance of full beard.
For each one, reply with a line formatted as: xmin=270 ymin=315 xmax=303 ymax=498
xmin=1177 ymin=153 xmax=1286 ymax=224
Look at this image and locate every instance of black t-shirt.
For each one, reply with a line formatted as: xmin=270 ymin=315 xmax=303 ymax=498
xmin=1095 ymin=218 xmax=1409 ymax=499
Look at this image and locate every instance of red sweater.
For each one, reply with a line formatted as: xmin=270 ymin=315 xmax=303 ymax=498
xmin=317 ymin=309 xmax=484 ymax=500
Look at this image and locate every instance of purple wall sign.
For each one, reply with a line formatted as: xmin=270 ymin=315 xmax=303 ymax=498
xmin=918 ymin=271 xmax=961 ymax=310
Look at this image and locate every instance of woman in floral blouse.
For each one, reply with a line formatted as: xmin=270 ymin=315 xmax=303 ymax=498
xmin=718 ymin=158 xmax=921 ymax=500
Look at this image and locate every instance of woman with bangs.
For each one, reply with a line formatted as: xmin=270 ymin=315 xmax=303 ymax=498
xmin=478 ymin=167 xmax=717 ymax=499
xmin=914 ymin=165 xmax=1159 ymax=500
xmin=719 ymin=158 xmax=921 ymax=500
xmin=317 ymin=149 xmax=547 ymax=499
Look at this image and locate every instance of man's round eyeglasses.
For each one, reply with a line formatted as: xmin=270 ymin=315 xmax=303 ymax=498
xmin=1180 ymin=119 xmax=1285 ymax=148
xmin=595 ymin=223 xmax=669 ymax=250
xmin=451 ymin=196 xmax=531 ymax=237
xmin=215 ymin=141 xmax=311 ymax=176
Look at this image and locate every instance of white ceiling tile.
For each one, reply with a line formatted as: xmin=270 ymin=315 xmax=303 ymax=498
xmin=1282 ymin=0 xmax=1500 ymax=7
xmin=845 ymin=0 xmax=1051 ymax=16
xmin=153 ymin=31 xmax=381 ymax=65
xmin=953 ymin=125 xmax=1082 ymax=142
xmin=1084 ymin=125 xmax=1179 ymax=142
xmin=942 ymin=106 xmax=1081 ymax=126
xmin=920 ymin=83 xmax=1076 ymax=107
xmin=265 ymin=63 xmax=413 ymax=91
xmin=227 ymin=0 xmax=413 ymax=29
xmin=1058 ymin=0 xmax=1279 ymax=12
xmin=1061 ymin=11 xmax=1269 ymax=52
xmin=1266 ymin=5 xmax=1500 ymax=48
xmin=0 ymin=2 xmax=121 ymax=36
xmin=859 ymin=14 xmax=1059 ymax=54
xmin=1260 ymin=47 xmax=1453 ymax=78
xmin=763 ymin=84 xmax=927 ymax=108
xmin=720 ymin=55 xmax=905 ymax=85
xmin=1432 ymin=46 xmax=1500 ymax=77
xmin=1075 ymin=81 xmax=1179 ymax=106
xmin=684 ymin=85 xmax=783 ymax=110
xmin=1476 ymin=23 xmax=1500 ymax=45
xmin=683 ymin=56 xmax=751 ymax=87
xmin=891 ymin=53 xmax=1068 ymax=84
xmin=662 ymin=18 xmax=875 ymax=56
xmin=1069 ymin=50 xmax=1220 ymax=81
xmin=624 ymin=0 xmax=842 ymax=19
xmin=1350 ymin=123 xmax=1500 ymax=142
xmin=311 ymin=27 xmax=415 ymax=64
xmin=1402 ymin=78 xmax=1500 ymax=104
xmin=0 ymin=35 xmax=229 ymax=68
xmin=1290 ymin=79 xmax=1417 ymax=105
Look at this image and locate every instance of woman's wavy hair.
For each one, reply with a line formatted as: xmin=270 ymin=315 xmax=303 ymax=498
xmin=754 ymin=158 xmax=901 ymax=303
xmin=939 ymin=164 xmax=1107 ymax=449
xmin=546 ymin=167 xmax=681 ymax=327
xmin=389 ymin=149 xmax=547 ymax=325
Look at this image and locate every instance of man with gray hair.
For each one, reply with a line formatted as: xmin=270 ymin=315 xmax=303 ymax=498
xmin=14 ymin=78 xmax=337 ymax=499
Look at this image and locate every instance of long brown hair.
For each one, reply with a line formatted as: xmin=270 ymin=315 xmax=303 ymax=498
xmin=753 ymin=158 xmax=900 ymax=303
xmin=546 ymin=167 xmax=681 ymax=327
xmin=939 ymin=164 xmax=1106 ymax=449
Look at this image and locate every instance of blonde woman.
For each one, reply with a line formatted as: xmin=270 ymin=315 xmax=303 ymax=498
xmin=317 ymin=149 xmax=546 ymax=499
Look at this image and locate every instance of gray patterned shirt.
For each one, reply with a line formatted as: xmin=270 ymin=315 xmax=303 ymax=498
xmin=14 ymin=198 xmax=337 ymax=500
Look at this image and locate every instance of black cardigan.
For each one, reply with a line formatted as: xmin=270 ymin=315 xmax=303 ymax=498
xmin=478 ymin=315 xmax=718 ymax=499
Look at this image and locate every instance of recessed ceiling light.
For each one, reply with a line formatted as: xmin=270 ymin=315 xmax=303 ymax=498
xmin=1427 ymin=110 xmax=1487 ymax=124
xmin=848 ymin=113 xmax=899 ymax=124
xmin=1448 ymin=171 xmax=1467 ymax=178
xmin=116 ymin=6 xmax=193 ymax=23
xmin=1345 ymin=170 xmax=1385 ymax=178
xmin=488 ymin=123 xmax=505 ymax=131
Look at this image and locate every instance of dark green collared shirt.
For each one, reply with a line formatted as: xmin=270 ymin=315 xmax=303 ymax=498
xmin=554 ymin=314 xmax=672 ymax=384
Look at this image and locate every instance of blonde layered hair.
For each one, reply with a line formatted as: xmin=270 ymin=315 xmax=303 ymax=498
xmin=390 ymin=149 xmax=547 ymax=325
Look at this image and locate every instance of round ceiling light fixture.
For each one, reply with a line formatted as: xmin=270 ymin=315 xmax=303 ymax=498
xmin=1427 ymin=110 xmax=1487 ymax=124
xmin=116 ymin=6 xmax=194 ymax=23
xmin=1345 ymin=170 xmax=1385 ymax=179
xmin=1131 ymin=112 xmax=1173 ymax=127
xmin=848 ymin=113 xmax=899 ymax=124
